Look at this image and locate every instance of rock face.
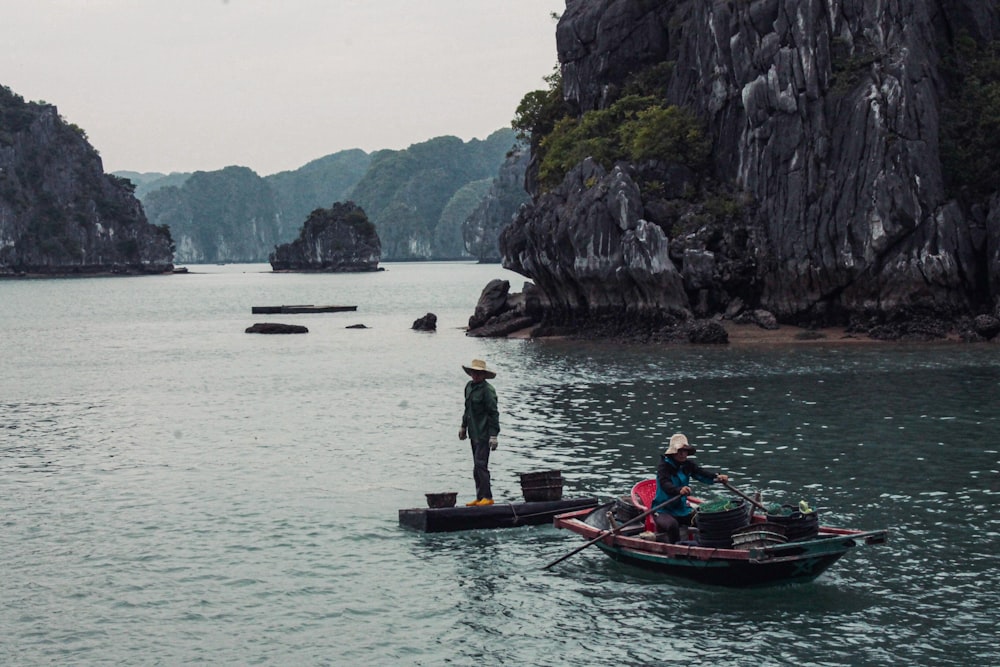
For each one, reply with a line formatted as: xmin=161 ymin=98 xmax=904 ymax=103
xmin=463 ymin=146 xmax=530 ymax=262
xmin=0 ymin=85 xmax=173 ymax=275
xmin=466 ymin=279 xmax=546 ymax=338
xmin=503 ymin=158 xmax=689 ymax=326
xmin=269 ymin=201 xmax=380 ymax=272
xmin=495 ymin=0 xmax=1000 ymax=339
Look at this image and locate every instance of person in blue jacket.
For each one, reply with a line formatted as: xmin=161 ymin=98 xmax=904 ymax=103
xmin=652 ymin=433 xmax=729 ymax=542
xmin=458 ymin=359 xmax=500 ymax=506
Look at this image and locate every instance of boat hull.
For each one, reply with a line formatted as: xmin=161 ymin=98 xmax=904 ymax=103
xmin=399 ymin=497 xmax=599 ymax=533
xmin=553 ymin=503 xmax=887 ymax=587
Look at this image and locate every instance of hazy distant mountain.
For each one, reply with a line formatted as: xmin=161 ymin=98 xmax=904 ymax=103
xmin=265 ymin=149 xmax=372 ymax=231
xmin=125 ymin=150 xmax=370 ymax=263
xmin=142 ymin=166 xmax=280 ymax=263
xmin=116 ymin=171 xmax=192 ymax=199
xmin=350 ymin=129 xmax=518 ymax=260
xmin=435 ymin=178 xmax=493 ymax=259
xmin=462 ymin=145 xmax=530 ymax=263
xmin=124 ymin=132 xmax=518 ymax=263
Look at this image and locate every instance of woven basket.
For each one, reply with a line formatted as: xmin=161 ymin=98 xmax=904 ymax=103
xmin=522 ymin=483 xmax=563 ymax=502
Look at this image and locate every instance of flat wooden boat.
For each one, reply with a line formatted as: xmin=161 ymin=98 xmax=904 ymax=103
xmin=251 ymin=305 xmax=357 ymax=314
xmin=399 ymin=497 xmax=599 ymax=533
xmin=552 ymin=500 xmax=887 ymax=587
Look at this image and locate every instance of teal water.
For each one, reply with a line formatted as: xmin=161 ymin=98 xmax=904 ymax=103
xmin=2 ymin=263 xmax=999 ymax=666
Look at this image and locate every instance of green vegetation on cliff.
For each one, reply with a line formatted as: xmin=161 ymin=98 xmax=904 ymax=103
xmin=513 ymin=68 xmax=709 ymax=191
xmin=536 ymin=95 xmax=709 ymax=189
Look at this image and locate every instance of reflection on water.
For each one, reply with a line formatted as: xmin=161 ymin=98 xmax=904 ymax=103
xmin=3 ymin=263 xmax=1000 ymax=666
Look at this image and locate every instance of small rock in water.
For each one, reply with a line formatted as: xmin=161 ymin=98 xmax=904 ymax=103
xmin=412 ymin=313 xmax=437 ymax=331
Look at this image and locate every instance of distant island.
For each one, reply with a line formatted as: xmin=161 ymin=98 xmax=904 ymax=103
xmin=0 ymin=85 xmax=173 ymax=276
xmin=269 ymin=201 xmax=381 ymax=272
xmin=124 ymin=131 xmax=526 ymax=264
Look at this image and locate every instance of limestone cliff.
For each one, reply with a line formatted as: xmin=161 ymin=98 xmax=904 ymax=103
xmin=463 ymin=146 xmax=530 ymax=263
xmin=144 ymin=166 xmax=283 ymax=264
xmin=498 ymin=0 xmax=1000 ymax=340
xmin=0 ymin=85 xmax=173 ymax=275
xmin=269 ymin=201 xmax=380 ymax=272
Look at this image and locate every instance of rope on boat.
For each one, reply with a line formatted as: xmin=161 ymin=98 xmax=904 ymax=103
xmin=510 ymin=503 xmax=521 ymax=525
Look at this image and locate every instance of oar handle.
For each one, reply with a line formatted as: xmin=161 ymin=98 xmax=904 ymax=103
xmin=722 ymin=481 xmax=767 ymax=512
xmin=543 ymin=494 xmax=682 ymax=570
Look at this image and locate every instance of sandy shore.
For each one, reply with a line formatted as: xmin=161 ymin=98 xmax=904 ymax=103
xmin=509 ymin=322 xmax=970 ymax=345
xmin=721 ymin=323 xmax=876 ymax=345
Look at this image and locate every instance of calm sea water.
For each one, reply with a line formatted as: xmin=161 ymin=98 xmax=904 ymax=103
xmin=2 ymin=262 xmax=999 ymax=666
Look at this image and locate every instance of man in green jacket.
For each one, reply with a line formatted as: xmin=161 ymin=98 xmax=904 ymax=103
xmin=459 ymin=359 xmax=500 ymax=506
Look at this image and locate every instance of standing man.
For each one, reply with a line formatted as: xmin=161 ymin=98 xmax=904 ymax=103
xmin=459 ymin=359 xmax=500 ymax=506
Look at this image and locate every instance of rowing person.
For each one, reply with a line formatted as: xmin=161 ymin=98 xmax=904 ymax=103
xmin=652 ymin=433 xmax=729 ymax=542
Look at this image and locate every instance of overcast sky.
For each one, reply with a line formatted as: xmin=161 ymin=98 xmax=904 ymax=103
xmin=3 ymin=0 xmax=564 ymax=176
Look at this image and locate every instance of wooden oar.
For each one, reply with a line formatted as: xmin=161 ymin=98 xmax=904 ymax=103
xmin=542 ymin=494 xmax=681 ymax=570
xmin=722 ymin=481 xmax=767 ymax=513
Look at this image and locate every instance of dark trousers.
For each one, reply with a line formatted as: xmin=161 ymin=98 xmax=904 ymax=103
xmin=653 ymin=512 xmax=693 ymax=543
xmin=470 ymin=439 xmax=492 ymax=500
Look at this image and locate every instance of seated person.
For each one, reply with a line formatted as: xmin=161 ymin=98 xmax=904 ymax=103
xmin=652 ymin=433 xmax=730 ymax=542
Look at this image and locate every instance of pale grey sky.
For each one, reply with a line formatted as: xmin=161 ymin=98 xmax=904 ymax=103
xmin=3 ymin=0 xmax=564 ymax=175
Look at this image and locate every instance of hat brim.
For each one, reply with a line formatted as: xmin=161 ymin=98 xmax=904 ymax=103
xmin=463 ymin=365 xmax=496 ymax=379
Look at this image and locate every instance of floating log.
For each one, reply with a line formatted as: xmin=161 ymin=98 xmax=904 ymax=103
xmin=398 ymin=496 xmax=599 ymax=533
xmin=251 ymin=305 xmax=358 ymax=314
xmin=245 ymin=323 xmax=308 ymax=334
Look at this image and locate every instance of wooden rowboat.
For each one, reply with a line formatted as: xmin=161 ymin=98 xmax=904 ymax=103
xmin=552 ymin=499 xmax=887 ymax=587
